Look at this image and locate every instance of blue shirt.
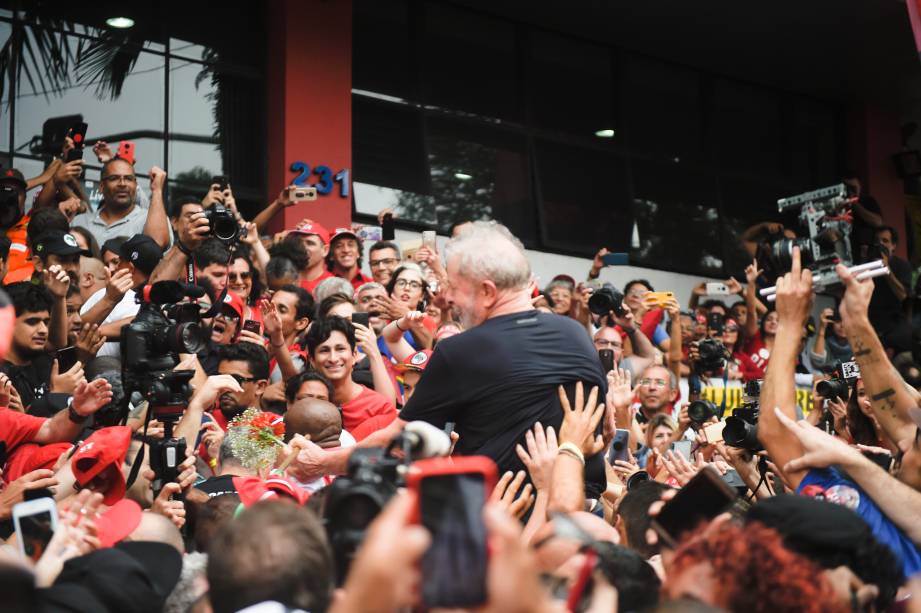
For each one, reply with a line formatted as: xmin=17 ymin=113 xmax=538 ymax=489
xmin=376 ymin=331 xmax=416 ymax=360
xmin=799 ymin=467 xmax=921 ymax=577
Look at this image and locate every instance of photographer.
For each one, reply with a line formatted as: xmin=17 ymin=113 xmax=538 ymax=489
xmin=843 ymin=172 xmax=884 ymax=262
xmin=148 ymin=198 xmax=211 ymax=285
xmin=810 ymin=307 xmax=852 ymax=372
xmin=740 ymin=259 xmax=775 ymax=380
xmin=867 ymin=225 xmax=912 ymax=355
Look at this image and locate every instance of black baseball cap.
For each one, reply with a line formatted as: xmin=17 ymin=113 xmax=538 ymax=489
xmin=100 ymin=236 xmax=129 ymax=257
xmin=0 ymin=168 xmax=26 ymax=189
xmin=118 ymin=234 xmax=162 ymax=276
xmin=33 ymin=232 xmax=83 ymax=257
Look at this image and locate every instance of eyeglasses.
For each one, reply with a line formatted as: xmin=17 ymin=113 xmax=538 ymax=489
xmin=228 ymin=374 xmax=258 ymax=385
xmin=594 ymin=340 xmax=623 ymax=349
xmin=724 ymin=326 xmax=739 ymax=333
xmin=229 ymin=271 xmax=251 ymax=281
xmin=215 ymin=311 xmax=240 ymax=321
xmin=102 ymin=174 xmax=137 ymax=184
xmin=394 ymin=278 xmax=423 ymax=290
xmin=639 ymin=377 xmax=667 ymax=387
xmin=370 ymin=257 xmax=399 ymax=268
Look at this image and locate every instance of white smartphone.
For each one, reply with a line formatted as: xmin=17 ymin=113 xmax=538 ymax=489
xmin=421 ymin=230 xmax=437 ymax=251
xmin=702 ymin=420 xmax=726 ymax=444
xmin=13 ymin=497 xmax=58 ymax=562
xmin=705 ymin=282 xmax=730 ymax=295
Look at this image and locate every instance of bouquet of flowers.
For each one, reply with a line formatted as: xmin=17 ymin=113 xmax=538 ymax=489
xmin=226 ymin=408 xmax=285 ymax=474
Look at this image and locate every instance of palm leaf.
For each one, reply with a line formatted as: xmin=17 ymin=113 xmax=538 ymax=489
xmin=74 ymin=29 xmax=143 ymax=99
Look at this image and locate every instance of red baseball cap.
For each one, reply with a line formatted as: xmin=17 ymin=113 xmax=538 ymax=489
xmin=71 ymin=426 xmax=132 ymax=505
xmin=394 ymin=350 xmax=433 ymax=373
xmin=290 ymin=219 xmax=330 ymax=245
xmin=232 ymin=475 xmax=310 ymax=507
xmin=96 ymin=499 xmax=143 ymax=547
xmin=220 ymin=291 xmax=244 ymax=321
xmin=330 ymin=227 xmax=360 ymax=244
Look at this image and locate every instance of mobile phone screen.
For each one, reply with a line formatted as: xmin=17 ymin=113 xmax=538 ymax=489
xmin=652 ymin=466 xmax=736 ymax=548
xmin=601 ymin=252 xmax=629 ymax=266
xmin=351 ymin=312 xmax=370 ymax=328
xmin=598 ymin=349 xmax=615 ymax=373
xmin=56 ymin=346 xmax=78 ymax=372
xmin=381 ymin=213 xmax=395 ymax=241
xmin=18 ymin=510 xmax=55 ymax=562
xmin=242 ymin=320 xmax=261 ymax=335
xmin=608 ymin=429 xmax=631 ymax=464
xmin=419 ymin=473 xmax=488 ymax=608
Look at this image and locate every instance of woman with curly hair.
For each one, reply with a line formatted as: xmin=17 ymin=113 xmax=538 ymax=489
xmin=664 ymin=522 xmax=846 ymax=613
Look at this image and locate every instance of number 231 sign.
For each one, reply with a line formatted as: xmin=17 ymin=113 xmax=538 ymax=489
xmin=290 ymin=162 xmax=350 ymax=198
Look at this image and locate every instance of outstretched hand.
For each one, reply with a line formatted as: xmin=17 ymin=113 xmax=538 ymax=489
xmin=558 ymin=382 xmax=605 ymax=457
xmin=772 ymin=246 xmax=813 ymax=326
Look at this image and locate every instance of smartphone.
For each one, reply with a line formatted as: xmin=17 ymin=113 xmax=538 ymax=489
xmin=351 ymin=312 xmax=370 ymax=328
xmin=66 ymin=122 xmax=88 ymax=160
xmin=651 ymin=465 xmax=737 ymax=549
xmin=381 ymin=212 xmax=395 ymax=241
xmin=408 ymin=456 xmax=497 ymax=609
xmin=608 ymin=429 xmax=631 ymax=464
xmin=672 ymin=439 xmax=693 ymax=460
xmin=705 ymin=282 xmax=730 ymax=295
xmin=598 ymin=348 xmax=615 ymax=373
xmin=291 ymin=186 xmax=318 ymax=202
xmin=56 ymin=346 xmax=79 ymax=373
xmin=242 ymin=319 xmax=262 ymax=335
xmin=646 ymin=291 xmax=674 ymax=307
xmin=211 ymin=175 xmax=229 ymax=192
xmin=601 ymin=252 xmax=629 ymax=266
xmin=422 ymin=231 xmax=437 ymax=251
xmin=13 ymin=497 xmax=58 ymax=562
xmin=117 ymin=141 xmax=136 ymax=164
xmin=702 ymin=420 xmax=726 ymax=444
xmin=356 ymin=226 xmax=383 ymax=242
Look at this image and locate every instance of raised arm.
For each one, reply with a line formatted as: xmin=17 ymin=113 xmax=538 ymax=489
xmin=174 ymin=375 xmax=242 ymax=452
xmin=252 ymin=187 xmax=295 ymax=232
xmin=838 ymin=264 xmax=917 ymax=446
xmin=548 ymin=383 xmax=604 ymax=515
xmin=143 ymin=167 xmax=171 ymax=249
xmin=740 ymin=221 xmax=783 ymax=258
xmin=743 ymin=260 xmax=762 ymax=340
xmin=664 ymin=298 xmax=683 ymax=387
xmin=149 ymin=208 xmax=210 ymax=283
xmin=756 ymin=247 xmax=813 ymax=489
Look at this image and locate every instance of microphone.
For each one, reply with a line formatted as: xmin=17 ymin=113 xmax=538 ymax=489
xmin=144 ymin=281 xmax=206 ymax=305
xmin=400 ymin=421 xmax=452 ymax=459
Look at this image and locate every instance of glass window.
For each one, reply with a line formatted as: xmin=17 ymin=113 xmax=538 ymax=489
xmin=0 ymin=19 xmax=10 ymax=154
xmin=353 ymin=95 xmax=429 ymax=195
xmin=528 ymin=32 xmax=614 ymax=137
xmin=535 ymin=140 xmax=632 ymax=255
xmin=718 ymin=174 xmax=791 ymax=278
xmin=787 ymin=101 xmax=840 ymax=188
xmin=421 ymin=3 xmax=520 ymax=121
xmin=622 ymin=55 xmax=702 ymax=161
xmin=13 ymin=33 xmax=165 ymax=182
xmin=168 ymin=58 xmax=221 ymax=182
xmin=710 ymin=79 xmax=783 ymax=177
xmin=423 ymin=118 xmax=534 ymax=243
xmin=631 ymin=160 xmax=722 ymax=276
xmin=353 ymin=0 xmax=414 ymax=101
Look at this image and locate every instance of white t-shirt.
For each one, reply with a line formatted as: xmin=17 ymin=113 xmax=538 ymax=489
xmin=79 ymin=288 xmax=139 ymax=358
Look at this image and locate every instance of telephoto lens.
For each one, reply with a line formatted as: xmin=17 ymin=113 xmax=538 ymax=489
xmin=687 ymin=399 xmax=719 ymax=424
xmin=588 ymin=283 xmax=626 ymax=317
xmin=816 ymin=378 xmax=849 ymax=402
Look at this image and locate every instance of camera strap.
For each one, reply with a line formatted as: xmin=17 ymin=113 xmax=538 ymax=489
xmin=718 ymin=367 xmax=729 ymax=419
xmin=124 ymin=400 xmax=153 ymax=490
xmin=185 ymin=261 xmax=195 ymax=286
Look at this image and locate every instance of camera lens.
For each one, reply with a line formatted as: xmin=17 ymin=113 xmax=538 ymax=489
xmin=723 ymin=416 xmax=761 ymax=451
xmin=588 ymin=284 xmax=625 ymax=316
xmin=687 ymin=399 xmax=718 ymax=424
xmin=816 ymin=378 xmax=849 ymax=402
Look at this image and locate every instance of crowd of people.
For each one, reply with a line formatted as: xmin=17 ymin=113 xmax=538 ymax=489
xmin=0 ymin=133 xmax=919 ymax=613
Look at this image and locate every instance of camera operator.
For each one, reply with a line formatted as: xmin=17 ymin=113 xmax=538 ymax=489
xmin=80 ymin=234 xmax=161 ymax=359
xmin=810 ymin=307 xmax=852 ymax=372
xmin=867 ymin=225 xmax=912 ymax=355
xmin=842 ymin=172 xmax=884 ymax=262
xmin=194 ymin=238 xmax=231 ymax=293
xmin=758 ymin=248 xmax=921 ymax=577
xmin=149 ymin=197 xmax=211 ymax=285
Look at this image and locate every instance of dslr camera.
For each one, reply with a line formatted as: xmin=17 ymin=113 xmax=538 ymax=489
xmin=723 ymin=379 xmax=762 ymax=451
xmin=588 ymin=283 xmax=627 ymax=320
xmin=121 ymin=281 xmax=208 ymax=495
xmin=204 ymin=205 xmax=240 ymax=245
xmin=695 ymin=337 xmax=730 ymax=374
xmin=816 ymin=360 xmax=860 ymax=402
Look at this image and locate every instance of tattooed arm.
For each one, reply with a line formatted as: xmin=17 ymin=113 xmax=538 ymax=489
xmin=838 ymin=265 xmax=917 ymax=445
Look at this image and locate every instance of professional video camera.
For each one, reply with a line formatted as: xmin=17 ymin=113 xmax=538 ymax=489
xmin=816 ymin=360 xmax=861 ymax=402
xmin=723 ymin=379 xmax=762 ymax=451
xmin=121 ymin=281 xmax=207 ymax=495
xmin=324 ymin=422 xmax=450 ymax=585
xmin=588 ymin=283 xmax=628 ymax=321
xmin=770 ymin=183 xmax=853 ymax=290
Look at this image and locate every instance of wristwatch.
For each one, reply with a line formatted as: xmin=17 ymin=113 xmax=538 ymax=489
xmin=66 ymin=397 xmax=86 ymax=424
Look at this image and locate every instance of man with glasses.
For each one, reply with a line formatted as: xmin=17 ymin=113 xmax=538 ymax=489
xmin=367 ymin=241 xmax=401 ymax=286
xmin=213 ymin=343 xmax=271 ymax=424
xmin=635 ymin=364 xmax=678 ymax=422
xmin=72 ymin=158 xmax=149 ymax=247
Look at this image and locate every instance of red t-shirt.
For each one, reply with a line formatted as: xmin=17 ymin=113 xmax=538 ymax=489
xmin=740 ymin=331 xmax=770 ymax=380
xmin=341 ymin=386 xmax=397 ymax=433
xmin=0 ymin=407 xmax=45 ymax=453
xmin=339 ymin=270 xmax=373 ymax=291
xmin=301 ymin=270 xmax=335 ymax=297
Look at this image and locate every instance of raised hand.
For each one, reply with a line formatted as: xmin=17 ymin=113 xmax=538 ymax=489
xmin=190 ymin=374 xmax=243 ymax=411
xmin=488 ymin=470 xmax=534 ymax=520
xmin=514 ymin=422 xmax=557 ymax=491
xmin=53 ymin=159 xmax=83 ymax=186
xmin=773 ymin=246 xmax=813 ymax=326
xmin=33 ymin=489 xmax=103 ymax=587
xmin=745 ymin=259 xmax=763 ymax=285
xmin=51 ymin=359 xmax=85 ymax=395
xmin=148 ymin=165 xmax=166 ymax=192
xmin=558 ymin=382 xmax=605 ymax=457
xmin=43 ymin=264 xmax=71 ymax=299
xmin=0 ymin=469 xmax=59 ymax=520
xmin=352 ymin=322 xmax=381 ymax=358
xmin=71 ymin=378 xmax=114 ymax=416
xmin=75 ymin=323 xmax=106 ymax=364
xmin=92 ymin=141 xmax=113 ymax=163
xmin=260 ymin=299 xmax=284 ymax=345
xmin=105 ymin=268 xmax=133 ymax=303
xmin=726 ymin=277 xmax=743 ymax=294
xmin=836 ymin=262 xmax=874 ymax=333
xmin=773 ymin=407 xmax=863 ymax=473
xmin=606 ymin=368 xmax=635 ymax=412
